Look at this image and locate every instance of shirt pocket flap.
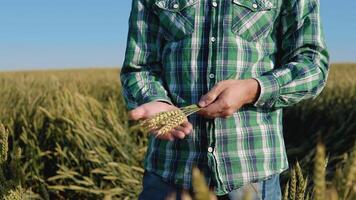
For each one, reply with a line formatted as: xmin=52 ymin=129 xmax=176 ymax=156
xmin=155 ymin=0 xmax=197 ymax=12
xmin=232 ymin=0 xmax=276 ymax=11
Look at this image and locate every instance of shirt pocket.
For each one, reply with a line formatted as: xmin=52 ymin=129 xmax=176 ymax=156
xmin=154 ymin=0 xmax=197 ymax=41
xmin=231 ymin=0 xmax=278 ymax=42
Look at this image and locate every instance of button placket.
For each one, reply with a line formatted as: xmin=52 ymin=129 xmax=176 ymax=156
xmin=207 ymin=1 xmax=218 ymax=162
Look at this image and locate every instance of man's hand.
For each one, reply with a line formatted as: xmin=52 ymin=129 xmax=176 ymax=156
xmin=197 ymin=79 xmax=260 ymax=119
xmin=128 ymin=101 xmax=193 ymax=141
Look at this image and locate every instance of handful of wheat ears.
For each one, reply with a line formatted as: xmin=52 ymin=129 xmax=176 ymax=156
xmin=138 ymin=104 xmax=202 ymax=137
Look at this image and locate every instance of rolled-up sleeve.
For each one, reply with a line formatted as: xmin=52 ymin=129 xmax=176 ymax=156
xmin=254 ymin=0 xmax=330 ymax=109
xmin=120 ymin=0 xmax=172 ymax=110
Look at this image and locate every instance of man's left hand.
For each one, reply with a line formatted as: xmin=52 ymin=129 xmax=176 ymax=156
xmin=197 ymin=79 xmax=260 ymax=119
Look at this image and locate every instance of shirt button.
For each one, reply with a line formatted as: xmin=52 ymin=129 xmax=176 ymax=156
xmin=173 ymin=3 xmax=179 ymax=9
xmin=210 ymin=37 xmax=216 ymax=43
xmin=266 ymin=2 xmax=273 ymax=8
xmin=209 ymin=73 xmax=215 ymax=79
xmin=212 ymin=1 xmax=218 ymax=7
xmin=252 ymin=3 xmax=258 ymax=9
xmin=208 ymin=147 xmax=213 ymax=153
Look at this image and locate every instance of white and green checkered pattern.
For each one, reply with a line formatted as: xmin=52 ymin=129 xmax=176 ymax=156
xmin=120 ymin=0 xmax=329 ymax=195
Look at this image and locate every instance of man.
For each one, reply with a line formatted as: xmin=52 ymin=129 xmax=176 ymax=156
xmin=120 ymin=0 xmax=329 ymax=199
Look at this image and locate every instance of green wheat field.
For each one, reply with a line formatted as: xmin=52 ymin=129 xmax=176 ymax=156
xmin=0 ymin=64 xmax=355 ymax=200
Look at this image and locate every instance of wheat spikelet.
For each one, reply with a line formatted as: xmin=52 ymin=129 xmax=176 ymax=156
xmin=192 ymin=167 xmax=210 ymax=200
xmin=139 ymin=104 xmax=201 ymax=137
xmin=140 ymin=109 xmax=181 ymax=128
xmin=156 ymin=112 xmax=186 ymax=136
xmin=342 ymin=143 xmax=356 ymax=199
xmin=0 ymin=124 xmax=8 ymax=187
xmin=325 ymin=186 xmax=339 ymax=200
xmin=346 ymin=144 xmax=356 ymax=184
xmin=333 ymin=166 xmax=343 ymax=197
xmin=0 ymin=124 xmax=8 ymax=165
xmin=289 ymin=168 xmax=297 ymax=200
xmin=139 ymin=109 xmax=184 ymax=131
xmin=305 ymin=192 xmax=310 ymax=200
xmin=192 ymin=167 xmax=216 ymax=200
xmin=3 ymin=186 xmax=23 ymax=200
xmin=103 ymin=194 xmax=112 ymax=200
xmin=283 ymin=181 xmax=290 ymax=200
xmin=314 ymin=142 xmax=326 ymax=200
xmin=0 ymin=126 xmax=22 ymax=200
xmin=295 ymin=161 xmax=307 ymax=200
xmin=9 ymin=148 xmax=23 ymax=186
xmin=302 ymin=177 xmax=309 ymax=200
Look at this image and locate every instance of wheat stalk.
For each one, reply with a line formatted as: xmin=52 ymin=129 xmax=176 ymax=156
xmin=192 ymin=167 xmax=216 ymax=200
xmin=283 ymin=181 xmax=290 ymax=200
xmin=139 ymin=104 xmax=201 ymax=137
xmin=342 ymin=143 xmax=356 ymax=199
xmin=314 ymin=142 xmax=326 ymax=200
xmin=0 ymin=124 xmax=8 ymax=165
xmin=290 ymin=167 xmax=297 ymax=200
xmin=295 ymin=161 xmax=308 ymax=200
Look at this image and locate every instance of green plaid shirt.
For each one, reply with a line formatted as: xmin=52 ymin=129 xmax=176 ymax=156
xmin=120 ymin=0 xmax=329 ymax=195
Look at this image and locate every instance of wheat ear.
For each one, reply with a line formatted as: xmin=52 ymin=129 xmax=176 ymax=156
xmin=139 ymin=104 xmax=201 ymax=137
xmin=314 ymin=142 xmax=326 ymax=200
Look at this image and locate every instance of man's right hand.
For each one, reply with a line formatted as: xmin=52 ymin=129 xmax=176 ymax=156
xmin=128 ymin=101 xmax=193 ymax=141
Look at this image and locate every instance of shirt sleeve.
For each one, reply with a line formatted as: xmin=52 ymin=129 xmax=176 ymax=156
xmin=120 ymin=0 xmax=173 ymax=110
xmin=253 ymin=0 xmax=330 ymax=109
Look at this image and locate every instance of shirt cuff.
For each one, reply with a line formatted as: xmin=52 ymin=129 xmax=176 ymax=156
xmin=140 ymin=95 xmax=173 ymax=107
xmin=122 ymin=85 xmax=173 ymax=110
xmin=253 ymin=74 xmax=280 ymax=108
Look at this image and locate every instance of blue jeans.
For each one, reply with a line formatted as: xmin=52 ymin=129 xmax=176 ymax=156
xmin=138 ymin=171 xmax=282 ymax=200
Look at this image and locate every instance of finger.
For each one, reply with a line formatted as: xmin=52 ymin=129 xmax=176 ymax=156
xmin=128 ymin=106 xmax=146 ymax=120
xmin=221 ymin=109 xmax=235 ymax=118
xmin=150 ymin=129 xmax=173 ymax=140
xmin=182 ymin=121 xmax=193 ymax=132
xmin=200 ymin=113 xmax=218 ymax=119
xmin=199 ymin=99 xmax=226 ymax=117
xmin=197 ymin=109 xmax=220 ymax=119
xmin=198 ymin=82 xmax=226 ymax=107
xmin=156 ymin=133 xmax=175 ymax=141
xmin=220 ymin=112 xmax=232 ymax=119
xmin=174 ymin=125 xmax=191 ymax=135
xmin=171 ymin=130 xmax=186 ymax=139
xmin=177 ymin=122 xmax=193 ymax=134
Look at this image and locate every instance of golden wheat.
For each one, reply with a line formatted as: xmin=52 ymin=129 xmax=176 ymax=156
xmin=283 ymin=181 xmax=290 ymax=200
xmin=0 ymin=124 xmax=8 ymax=165
xmin=295 ymin=161 xmax=308 ymax=200
xmin=0 ymin=123 xmax=24 ymax=200
xmin=192 ymin=167 xmax=216 ymax=200
xmin=289 ymin=168 xmax=297 ymax=200
xmin=314 ymin=142 xmax=326 ymax=200
xmin=343 ymin=144 xmax=356 ymax=199
xmin=139 ymin=104 xmax=201 ymax=137
xmin=0 ymin=65 xmax=354 ymax=199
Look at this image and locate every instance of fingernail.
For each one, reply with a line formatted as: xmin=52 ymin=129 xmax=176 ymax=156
xmin=198 ymin=100 xmax=206 ymax=107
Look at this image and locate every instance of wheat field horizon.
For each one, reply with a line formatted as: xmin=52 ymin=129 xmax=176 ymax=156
xmin=0 ymin=63 xmax=355 ymax=199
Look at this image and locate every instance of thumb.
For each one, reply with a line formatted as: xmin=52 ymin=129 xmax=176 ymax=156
xmin=128 ymin=106 xmax=146 ymax=120
xmin=198 ymin=82 xmax=225 ymax=107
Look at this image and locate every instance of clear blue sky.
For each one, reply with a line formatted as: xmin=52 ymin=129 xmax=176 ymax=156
xmin=0 ymin=0 xmax=355 ymax=71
